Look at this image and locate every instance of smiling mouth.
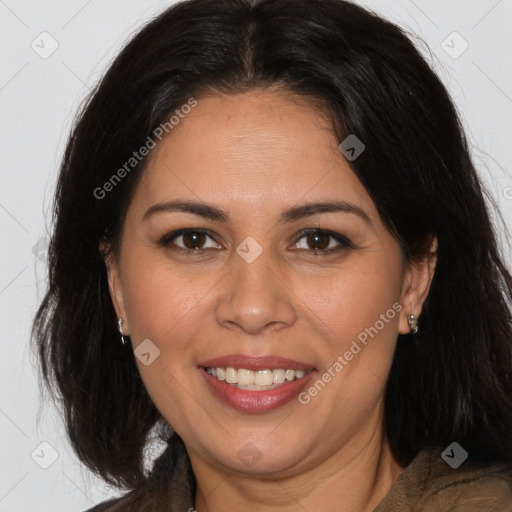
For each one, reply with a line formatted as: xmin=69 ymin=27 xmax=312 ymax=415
xmin=203 ymin=367 xmax=309 ymax=390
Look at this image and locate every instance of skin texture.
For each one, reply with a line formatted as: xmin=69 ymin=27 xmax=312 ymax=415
xmin=106 ymin=90 xmax=437 ymax=511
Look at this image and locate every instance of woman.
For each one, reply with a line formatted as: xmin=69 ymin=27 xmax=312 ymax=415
xmin=32 ymin=0 xmax=512 ymax=510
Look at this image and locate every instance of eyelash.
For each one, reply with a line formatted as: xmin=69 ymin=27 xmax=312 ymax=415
xmin=158 ymin=228 xmax=353 ymax=256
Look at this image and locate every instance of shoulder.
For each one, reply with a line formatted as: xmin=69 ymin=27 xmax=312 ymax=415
xmin=377 ymin=447 xmax=512 ymax=511
xmin=420 ymin=448 xmax=512 ymax=511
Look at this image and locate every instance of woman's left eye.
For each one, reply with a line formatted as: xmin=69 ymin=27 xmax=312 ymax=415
xmin=291 ymin=229 xmax=353 ymax=255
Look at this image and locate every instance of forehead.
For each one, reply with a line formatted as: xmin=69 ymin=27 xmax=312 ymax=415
xmin=132 ymin=90 xmax=376 ymax=221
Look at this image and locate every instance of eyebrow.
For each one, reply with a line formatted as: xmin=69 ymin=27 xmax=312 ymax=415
xmin=142 ymin=199 xmax=371 ymax=225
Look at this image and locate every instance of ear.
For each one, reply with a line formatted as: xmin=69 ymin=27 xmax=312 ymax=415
xmin=398 ymin=234 xmax=438 ymax=335
xmin=101 ymin=241 xmax=130 ymax=334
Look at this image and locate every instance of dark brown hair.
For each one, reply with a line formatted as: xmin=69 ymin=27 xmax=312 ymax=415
xmin=32 ymin=0 xmax=512 ymax=493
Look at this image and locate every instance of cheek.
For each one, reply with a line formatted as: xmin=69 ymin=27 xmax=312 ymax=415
xmin=119 ymin=254 xmax=213 ymax=427
xmin=122 ymin=251 xmax=216 ymax=345
xmin=295 ymin=264 xmax=402 ymax=428
xmin=307 ymin=260 xmax=401 ymax=339
xmin=297 ymin=251 xmax=403 ymax=388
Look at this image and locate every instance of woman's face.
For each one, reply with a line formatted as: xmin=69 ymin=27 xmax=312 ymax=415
xmin=107 ymin=90 xmax=433 ymax=476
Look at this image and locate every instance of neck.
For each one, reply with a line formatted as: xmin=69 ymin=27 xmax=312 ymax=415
xmin=191 ymin=417 xmax=404 ymax=512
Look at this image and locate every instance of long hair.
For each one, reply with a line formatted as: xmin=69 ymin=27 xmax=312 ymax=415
xmin=32 ymin=0 xmax=512 ymax=492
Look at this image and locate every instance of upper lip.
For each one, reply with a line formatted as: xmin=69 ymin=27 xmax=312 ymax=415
xmin=198 ymin=354 xmax=315 ymax=372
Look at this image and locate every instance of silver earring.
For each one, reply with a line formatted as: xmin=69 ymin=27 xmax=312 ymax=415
xmin=118 ymin=318 xmax=128 ymax=345
xmin=407 ymin=313 xmax=419 ymax=334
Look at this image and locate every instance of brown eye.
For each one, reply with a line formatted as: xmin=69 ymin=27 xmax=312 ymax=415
xmin=159 ymin=229 xmax=222 ymax=252
xmin=305 ymin=232 xmax=330 ymax=251
xmin=292 ymin=229 xmax=353 ymax=255
xmin=182 ymin=231 xmax=207 ymax=250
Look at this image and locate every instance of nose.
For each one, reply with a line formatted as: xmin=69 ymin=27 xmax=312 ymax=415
xmin=214 ymin=246 xmax=297 ymax=335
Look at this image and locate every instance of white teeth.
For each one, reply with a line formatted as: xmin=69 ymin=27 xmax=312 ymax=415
xmin=205 ymin=366 xmax=308 ymax=388
xmin=225 ymin=367 xmax=237 ymax=384
xmin=285 ymin=369 xmax=295 ymax=381
xmin=273 ymin=369 xmax=286 ymax=384
xmin=238 ymin=369 xmax=254 ymax=386
xmin=255 ymin=369 xmax=273 ymax=386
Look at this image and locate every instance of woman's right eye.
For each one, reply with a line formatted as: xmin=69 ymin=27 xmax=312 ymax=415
xmin=159 ymin=229 xmax=222 ymax=253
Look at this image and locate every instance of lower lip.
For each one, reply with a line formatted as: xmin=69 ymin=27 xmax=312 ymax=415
xmin=200 ymin=368 xmax=316 ymax=413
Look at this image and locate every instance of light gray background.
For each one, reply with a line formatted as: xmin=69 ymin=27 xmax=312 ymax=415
xmin=1 ymin=0 xmax=511 ymax=510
